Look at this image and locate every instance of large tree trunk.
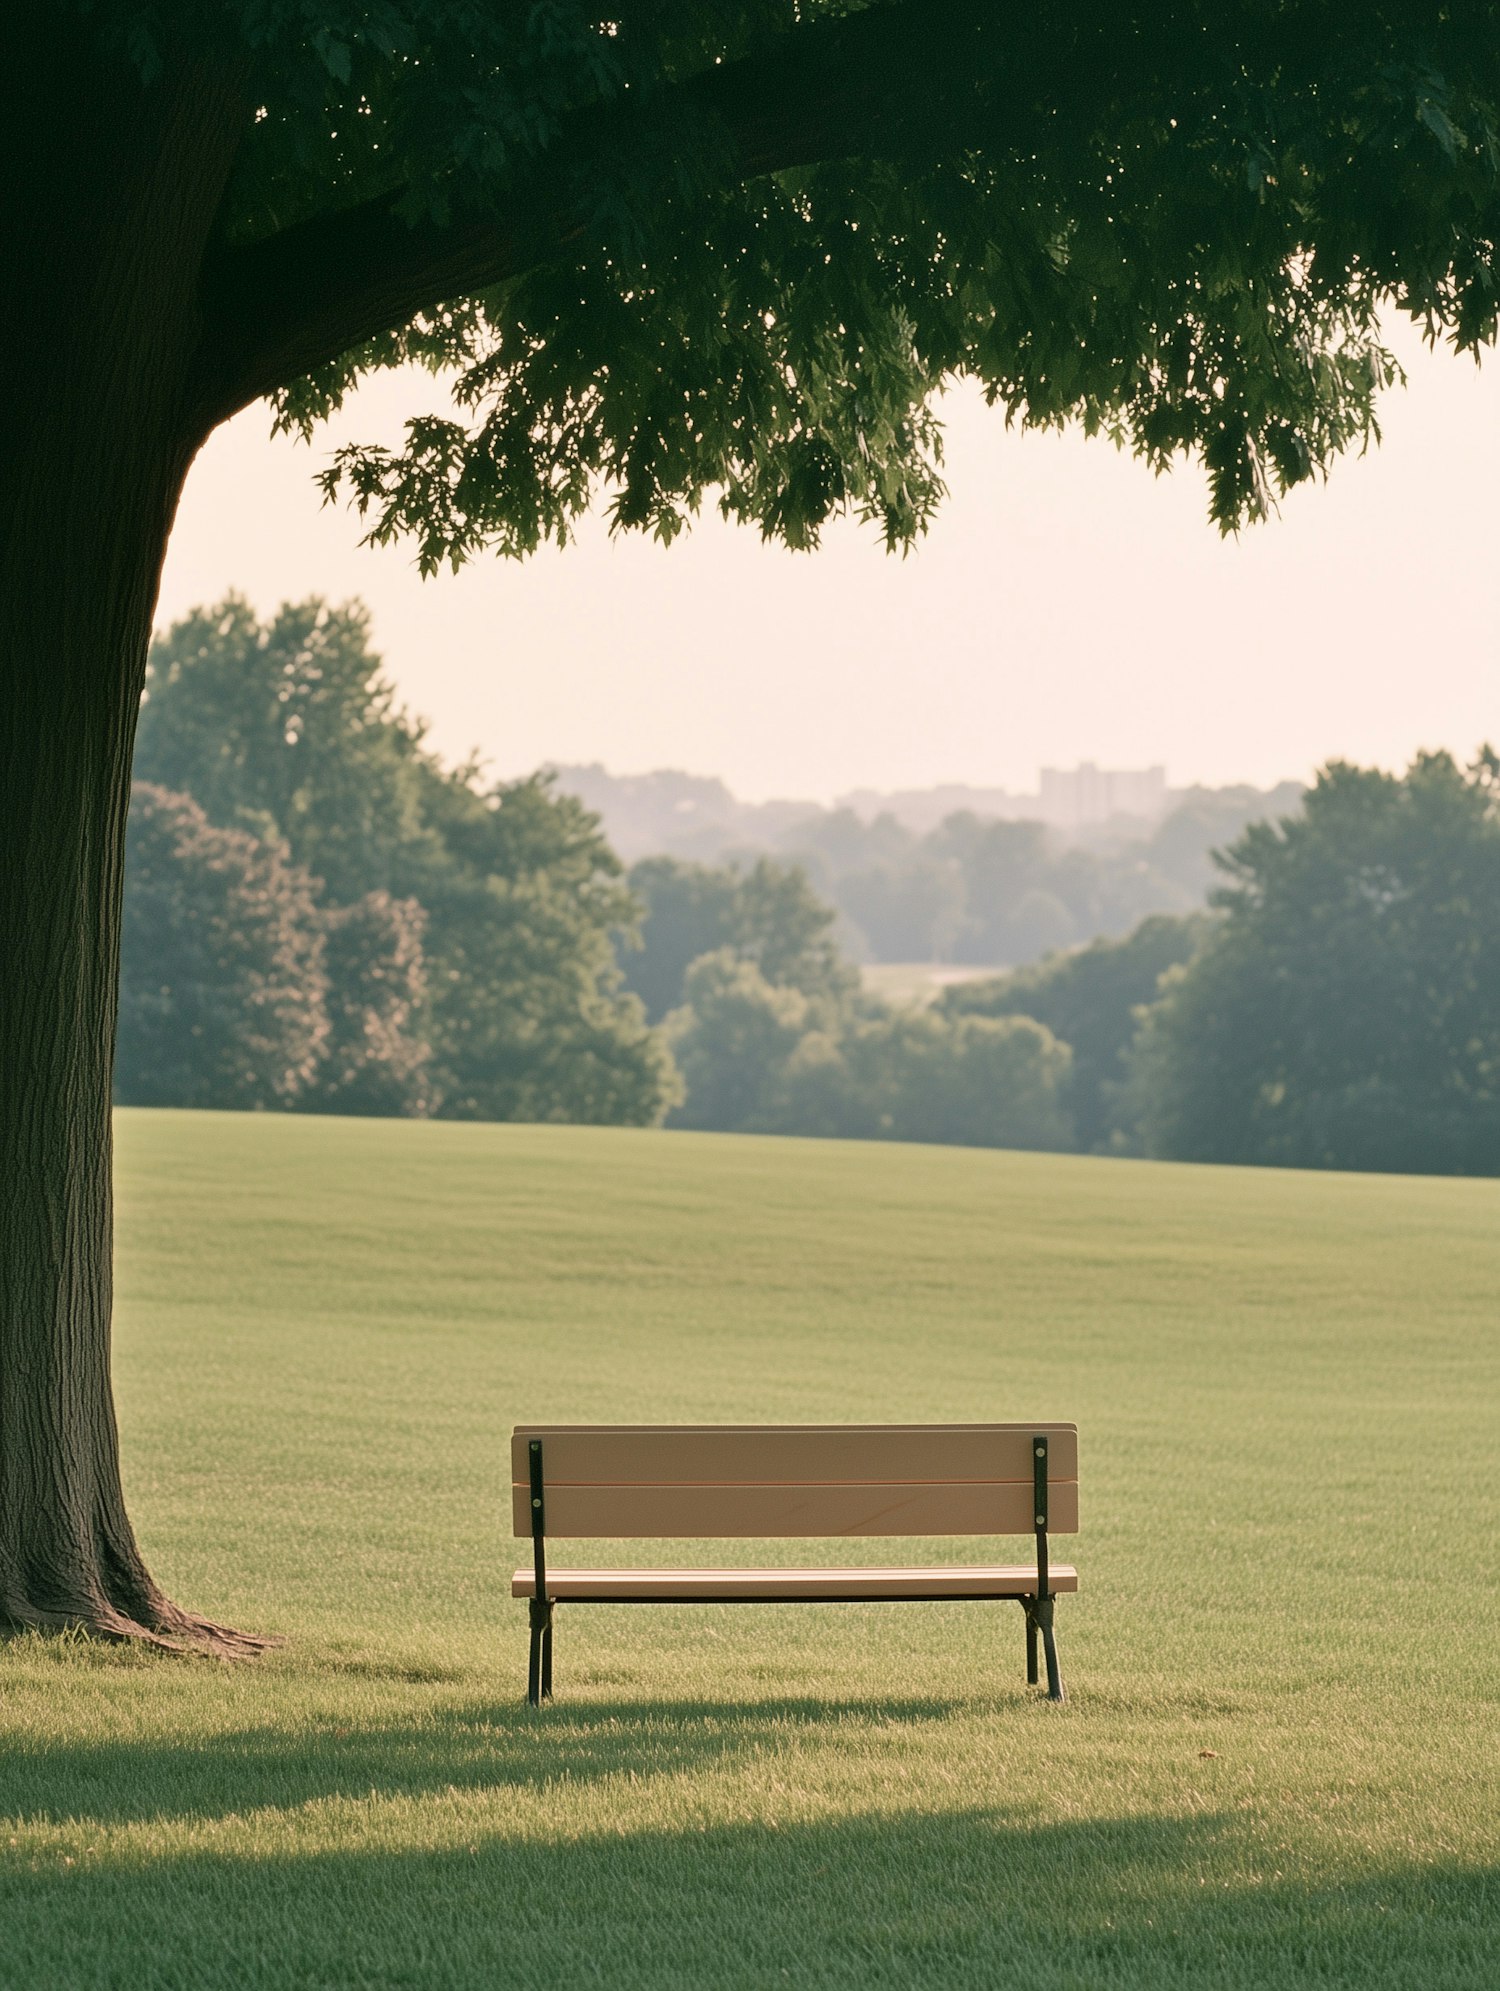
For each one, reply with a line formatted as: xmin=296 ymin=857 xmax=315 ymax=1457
xmin=0 ymin=24 xmax=260 ymax=1648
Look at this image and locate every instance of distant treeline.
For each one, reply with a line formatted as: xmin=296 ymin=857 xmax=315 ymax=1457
xmin=556 ymin=761 xmax=1306 ymax=968
xmin=635 ymin=751 xmax=1500 ymax=1174
xmin=126 ymin=597 xmax=1500 ymax=1177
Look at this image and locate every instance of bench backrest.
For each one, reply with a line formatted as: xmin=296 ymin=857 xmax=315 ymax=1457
xmin=511 ymin=1423 xmax=1078 ymax=1538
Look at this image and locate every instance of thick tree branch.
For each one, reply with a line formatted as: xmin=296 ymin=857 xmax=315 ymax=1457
xmin=192 ymin=0 xmax=1056 ymax=427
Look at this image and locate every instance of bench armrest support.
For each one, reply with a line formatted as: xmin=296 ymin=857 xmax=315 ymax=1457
xmin=1033 ymin=1432 xmax=1051 ymax=1601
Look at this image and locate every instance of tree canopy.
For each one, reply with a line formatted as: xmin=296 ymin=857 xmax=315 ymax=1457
xmin=71 ymin=0 xmax=1500 ymax=559
xmin=1132 ymin=754 xmax=1500 ymax=1172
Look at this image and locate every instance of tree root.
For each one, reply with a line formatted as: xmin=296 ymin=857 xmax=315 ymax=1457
xmin=0 ymin=1505 xmax=283 ymax=1656
xmin=134 ymin=1600 xmax=279 ymax=1659
xmin=0 ymin=1589 xmax=277 ymax=1658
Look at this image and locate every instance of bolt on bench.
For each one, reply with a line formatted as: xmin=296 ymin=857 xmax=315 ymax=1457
xmin=511 ymin=1423 xmax=1078 ymax=1705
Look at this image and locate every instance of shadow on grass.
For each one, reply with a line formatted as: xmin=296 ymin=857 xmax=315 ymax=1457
xmin=4 ymin=1686 xmax=1496 ymax=1986
xmin=2 ymin=1796 xmax=1495 ymax=1990
xmin=1 ymin=1694 xmax=966 ymax=1826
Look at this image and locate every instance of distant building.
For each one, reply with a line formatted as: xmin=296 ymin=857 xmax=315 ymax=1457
xmin=1037 ymin=762 xmax=1168 ymax=829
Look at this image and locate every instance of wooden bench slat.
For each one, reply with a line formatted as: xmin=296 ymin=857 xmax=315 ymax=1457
xmin=512 ymin=1423 xmax=1077 ymax=1488
xmin=512 ymin=1478 xmax=1079 ymax=1539
xmin=513 ymin=1564 xmax=1079 ymax=1599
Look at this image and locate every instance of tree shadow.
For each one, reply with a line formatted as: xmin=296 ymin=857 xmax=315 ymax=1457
xmin=2 ymin=1794 xmax=1494 ymax=1989
xmin=0 ymin=1693 xmax=967 ymax=1827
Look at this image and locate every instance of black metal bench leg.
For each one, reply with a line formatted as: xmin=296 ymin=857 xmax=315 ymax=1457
xmin=527 ymin=1621 xmax=541 ymax=1706
xmin=1041 ymin=1618 xmax=1065 ymax=1703
xmin=1024 ymin=1596 xmax=1065 ymax=1702
xmin=527 ymin=1597 xmax=553 ymax=1707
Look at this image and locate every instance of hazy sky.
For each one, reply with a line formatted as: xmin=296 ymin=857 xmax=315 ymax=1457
xmin=158 ymin=321 xmax=1499 ymax=803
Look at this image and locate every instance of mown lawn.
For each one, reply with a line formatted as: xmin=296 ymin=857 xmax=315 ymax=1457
xmin=2 ymin=1111 xmax=1497 ymax=1989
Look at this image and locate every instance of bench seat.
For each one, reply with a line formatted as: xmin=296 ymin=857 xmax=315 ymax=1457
xmin=513 ymin=1563 xmax=1078 ymax=1601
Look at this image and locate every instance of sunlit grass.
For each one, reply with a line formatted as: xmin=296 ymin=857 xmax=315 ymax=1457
xmin=2 ymin=1112 xmax=1497 ymax=1986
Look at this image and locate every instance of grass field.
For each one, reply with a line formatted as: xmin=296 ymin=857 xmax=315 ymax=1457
xmin=3 ymin=1112 xmax=1498 ymax=1989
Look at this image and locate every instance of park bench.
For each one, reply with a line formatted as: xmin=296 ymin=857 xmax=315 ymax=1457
xmin=511 ymin=1422 xmax=1077 ymax=1705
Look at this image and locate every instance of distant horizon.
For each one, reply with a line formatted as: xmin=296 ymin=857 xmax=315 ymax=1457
xmin=541 ymin=755 xmax=1305 ymax=811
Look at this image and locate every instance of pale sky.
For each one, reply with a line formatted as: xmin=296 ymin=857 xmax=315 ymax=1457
xmin=158 ymin=321 xmax=1499 ymax=803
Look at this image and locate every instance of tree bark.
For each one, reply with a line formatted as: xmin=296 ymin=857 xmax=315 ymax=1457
xmin=0 ymin=24 xmax=262 ymax=1648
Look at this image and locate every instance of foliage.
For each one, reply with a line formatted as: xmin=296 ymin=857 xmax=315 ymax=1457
xmin=666 ymin=952 xmax=1072 ymax=1149
xmin=416 ymin=772 xmax=680 ymax=1123
xmin=818 ymin=794 xmax=1305 ymax=966
xmin=623 ymin=796 xmax=1288 ymax=1021
xmin=781 ymin=1009 xmax=1075 ymax=1150
xmin=78 ymin=3 xmax=1500 ymax=556
xmin=1138 ymin=784 xmax=1307 ymax=905
xmin=137 ymin=596 xmax=434 ymax=905
xmin=312 ymin=892 xmax=433 ymax=1118
xmin=828 ymin=837 xmax=971 ymax=964
xmin=549 ymin=764 xmax=820 ymax=866
xmin=941 ymin=914 xmax=1209 ymax=1150
xmin=664 ymin=949 xmax=812 ymax=1133
xmin=1131 ymin=753 xmax=1500 ymax=1172
xmin=620 ymin=859 xmax=745 ymax=1020
xmin=624 ymin=853 xmax=854 ymax=1020
xmin=276 ymin=5 xmax=1497 ymax=549
xmin=135 ymin=598 xmax=679 ymax=1126
xmin=117 ymin=784 xmax=328 ymax=1109
xmin=731 ymin=856 xmax=858 ymax=1003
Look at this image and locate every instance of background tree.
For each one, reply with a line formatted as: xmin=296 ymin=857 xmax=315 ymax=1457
xmin=624 ymin=854 xmax=854 ymax=1019
xmin=418 ymin=772 xmax=678 ymax=1125
xmin=118 ymin=786 xmax=328 ymax=1111
xmin=852 ymin=1013 xmax=1074 ymax=1151
xmin=138 ymin=596 xmax=436 ymax=905
xmin=731 ymin=859 xmax=858 ymax=1006
xmin=1130 ymin=755 xmax=1500 ymax=1173
xmin=140 ymin=597 xmax=678 ymax=1127
xmin=833 ymin=851 xmax=967 ymax=965
xmin=666 ymin=952 xmax=813 ymax=1134
xmin=771 ymin=1011 xmax=1074 ymax=1150
xmin=941 ymin=914 xmax=1207 ymax=1150
xmin=311 ymin=893 xmax=432 ymax=1119
xmin=621 ymin=860 xmax=745 ymax=1021
xmin=666 ymin=950 xmax=1074 ymax=1151
xmin=6 ymin=2 xmax=1500 ymax=1643
xmin=1141 ymin=784 xmax=1307 ymax=905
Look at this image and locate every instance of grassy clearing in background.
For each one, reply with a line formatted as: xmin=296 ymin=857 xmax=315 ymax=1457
xmin=858 ymin=962 xmax=999 ymax=1007
xmin=2 ymin=1111 xmax=1498 ymax=1988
